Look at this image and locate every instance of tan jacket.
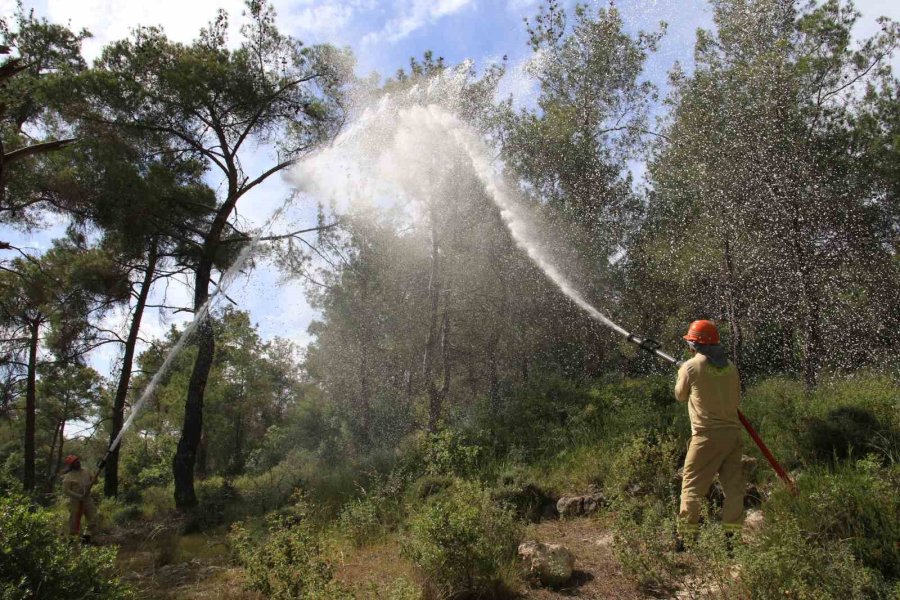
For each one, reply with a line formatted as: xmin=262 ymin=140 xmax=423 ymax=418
xmin=62 ymin=468 xmax=94 ymax=501
xmin=675 ymin=353 xmax=742 ymax=435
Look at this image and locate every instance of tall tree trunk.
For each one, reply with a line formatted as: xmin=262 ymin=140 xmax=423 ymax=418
xmin=44 ymin=420 xmax=62 ymax=493
xmin=173 ymin=257 xmax=213 ymax=511
xmin=788 ymin=212 xmax=822 ymax=390
xmin=54 ymin=420 xmax=64 ymax=489
xmin=105 ymin=240 xmax=159 ymax=498
xmin=428 ymin=313 xmax=451 ymax=432
xmin=423 ymin=214 xmax=445 ymax=433
xmin=722 ymin=233 xmax=744 ymax=371
xmin=23 ymin=317 xmax=39 ymax=491
xmin=357 ymin=283 xmax=371 ymax=440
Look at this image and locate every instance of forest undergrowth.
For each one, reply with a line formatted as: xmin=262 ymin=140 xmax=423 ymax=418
xmin=5 ymin=372 xmax=898 ymax=599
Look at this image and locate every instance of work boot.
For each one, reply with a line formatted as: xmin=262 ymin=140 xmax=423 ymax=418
xmin=80 ymin=534 xmax=92 ymax=546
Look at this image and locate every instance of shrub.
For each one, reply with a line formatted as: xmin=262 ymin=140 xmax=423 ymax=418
xmin=422 ymin=429 xmax=484 ymax=478
xmin=800 ymin=406 xmax=897 ymax=465
xmin=401 ymin=479 xmax=522 ymax=599
xmin=764 ymin=458 xmax=900 ymax=581
xmin=139 ymin=485 xmax=174 ymax=519
xmin=0 ymin=493 xmax=132 ymax=600
xmin=490 ymin=467 xmax=555 ymax=522
xmin=185 ymin=477 xmax=239 ymax=532
xmin=407 ymin=474 xmax=454 ymax=502
xmin=741 ymin=373 xmax=900 ymax=470
xmin=338 ymin=471 xmax=407 ymax=547
xmin=605 ymin=432 xmax=683 ymax=503
xmin=229 ymin=497 xmax=351 ymax=600
xmin=738 ymin=517 xmax=889 ymax=599
xmin=610 ymin=496 xmax=680 ymax=594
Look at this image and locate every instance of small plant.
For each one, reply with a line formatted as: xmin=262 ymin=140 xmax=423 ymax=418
xmin=229 ymin=496 xmax=352 ymax=600
xmin=737 ymin=517 xmax=889 ymax=599
xmin=605 ymin=432 xmax=683 ymax=503
xmin=764 ymin=458 xmax=900 ymax=581
xmin=401 ymin=479 xmax=522 ymax=599
xmin=611 ymin=497 xmax=680 ymax=594
xmin=0 ymin=492 xmax=132 ymax=600
xmin=338 ymin=469 xmax=408 ymax=547
xmin=186 ymin=477 xmax=239 ymax=532
xmin=490 ymin=467 xmax=556 ymax=522
xmin=423 ymin=429 xmax=483 ymax=477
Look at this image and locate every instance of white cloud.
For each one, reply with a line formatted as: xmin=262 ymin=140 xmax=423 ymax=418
xmin=0 ymin=0 xmax=16 ymax=20
xmin=282 ymin=0 xmax=376 ymax=41
xmin=506 ymin=0 xmax=540 ymax=14
xmin=363 ymin=0 xmax=475 ymax=45
xmin=45 ymin=0 xmax=245 ymax=61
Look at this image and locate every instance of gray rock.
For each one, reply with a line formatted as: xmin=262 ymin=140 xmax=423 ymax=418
xmin=556 ymin=496 xmax=583 ymax=518
xmin=518 ymin=540 xmax=575 ymax=586
xmin=556 ymin=491 xmax=606 ymax=518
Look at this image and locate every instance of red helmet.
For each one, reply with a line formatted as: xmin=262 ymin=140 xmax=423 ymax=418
xmin=63 ymin=455 xmax=79 ymax=466
xmin=683 ymin=320 xmax=720 ymax=345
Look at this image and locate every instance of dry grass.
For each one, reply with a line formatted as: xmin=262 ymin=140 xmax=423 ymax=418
xmin=332 ymin=538 xmax=420 ymax=596
xmin=519 ymin=516 xmax=645 ymax=599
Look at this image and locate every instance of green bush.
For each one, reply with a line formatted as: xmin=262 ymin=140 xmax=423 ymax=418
xmin=422 ymin=429 xmax=484 ymax=478
xmin=401 ymin=479 xmax=522 ymax=599
xmin=605 ymin=432 xmax=683 ymax=503
xmin=801 ymin=405 xmax=898 ymax=465
xmin=138 ymin=485 xmax=174 ymax=519
xmin=0 ymin=493 xmax=131 ymax=600
xmin=738 ymin=517 xmax=889 ymax=599
xmin=407 ymin=474 xmax=454 ymax=503
xmin=185 ymin=477 xmax=239 ymax=532
xmin=610 ymin=496 xmax=680 ymax=594
xmin=229 ymin=497 xmax=351 ymax=600
xmin=490 ymin=467 xmax=555 ymax=522
xmin=338 ymin=471 xmax=406 ymax=547
xmin=741 ymin=373 xmax=900 ymax=470
xmin=764 ymin=458 xmax=900 ymax=581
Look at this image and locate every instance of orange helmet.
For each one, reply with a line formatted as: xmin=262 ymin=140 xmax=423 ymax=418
xmin=63 ymin=455 xmax=79 ymax=466
xmin=683 ymin=320 xmax=720 ymax=345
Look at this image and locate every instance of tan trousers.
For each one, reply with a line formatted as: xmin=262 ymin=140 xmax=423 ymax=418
xmin=678 ymin=428 xmax=743 ymax=534
xmin=68 ymin=498 xmax=97 ymax=535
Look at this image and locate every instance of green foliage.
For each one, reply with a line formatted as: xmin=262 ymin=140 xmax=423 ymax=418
xmin=490 ymin=466 xmax=555 ymax=522
xmin=741 ymin=374 xmax=900 ymax=469
xmin=0 ymin=493 xmax=131 ymax=600
xmin=406 ymin=474 xmax=455 ymax=503
xmin=229 ymin=497 xmax=351 ymax=600
xmin=605 ymin=432 xmax=683 ymax=503
xmin=611 ymin=497 xmax=679 ymax=594
xmin=338 ymin=470 xmax=407 ymax=547
xmin=401 ymin=479 xmax=522 ymax=599
xmin=358 ymin=578 xmax=423 ymax=600
xmin=738 ymin=517 xmax=890 ymax=599
xmin=421 ymin=429 xmax=483 ymax=478
xmin=764 ymin=459 xmax=900 ymax=581
xmin=185 ymin=477 xmax=239 ymax=532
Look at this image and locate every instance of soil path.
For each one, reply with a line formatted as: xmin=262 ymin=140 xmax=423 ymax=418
xmin=520 ymin=517 xmax=644 ymax=599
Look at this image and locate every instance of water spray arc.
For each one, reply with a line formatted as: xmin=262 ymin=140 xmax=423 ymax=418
xmin=90 ymin=197 xmax=296 ymax=483
xmin=438 ymin=106 xmax=797 ymax=494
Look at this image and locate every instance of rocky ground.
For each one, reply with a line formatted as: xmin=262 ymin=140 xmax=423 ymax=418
xmin=108 ymin=508 xmax=759 ymax=599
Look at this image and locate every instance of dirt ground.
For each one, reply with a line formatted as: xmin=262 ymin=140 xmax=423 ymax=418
xmin=519 ymin=518 xmax=644 ymax=600
xmin=109 ymin=515 xmax=658 ymax=599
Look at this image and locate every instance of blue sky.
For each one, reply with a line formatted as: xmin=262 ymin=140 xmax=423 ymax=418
xmin=2 ymin=0 xmax=897 ymax=386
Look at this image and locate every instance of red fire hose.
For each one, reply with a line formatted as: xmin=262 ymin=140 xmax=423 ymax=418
xmin=624 ymin=332 xmax=797 ymax=494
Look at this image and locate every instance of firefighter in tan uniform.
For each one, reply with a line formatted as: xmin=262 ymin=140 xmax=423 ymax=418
xmin=62 ymin=454 xmax=97 ymax=544
xmin=674 ymin=320 xmax=744 ymax=542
